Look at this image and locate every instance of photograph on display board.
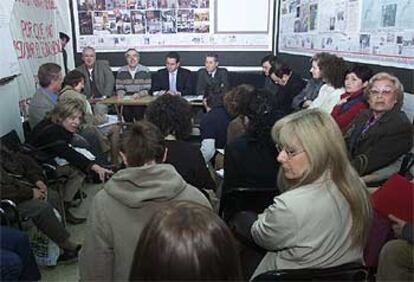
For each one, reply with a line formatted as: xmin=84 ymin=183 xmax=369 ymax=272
xmin=73 ymin=0 xmax=273 ymax=51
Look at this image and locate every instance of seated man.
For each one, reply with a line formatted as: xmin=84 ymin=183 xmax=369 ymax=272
xmin=76 ymin=46 xmax=115 ymax=98
xmin=196 ymin=53 xmax=229 ymax=96
xmin=29 ymin=63 xmax=63 ymax=128
xmin=260 ymin=54 xmax=280 ymax=95
xmin=151 ymin=51 xmax=193 ymax=96
xmin=115 ymin=48 xmax=152 ymax=121
xmin=269 ymin=60 xmax=306 ymax=115
xmin=79 ymin=121 xmax=211 ymax=281
xmin=0 ymin=146 xmax=81 ymax=261
xmin=200 ymin=82 xmax=231 ymax=163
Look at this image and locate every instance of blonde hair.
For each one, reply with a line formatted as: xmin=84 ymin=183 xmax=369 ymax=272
xmin=365 ymin=72 xmax=404 ymax=110
xmin=48 ymin=98 xmax=85 ymax=125
xmin=271 ymin=109 xmax=372 ymax=247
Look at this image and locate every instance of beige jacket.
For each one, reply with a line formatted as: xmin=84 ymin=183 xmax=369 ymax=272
xmin=251 ymin=176 xmax=362 ymax=279
xmin=79 ymin=164 xmax=211 ymax=281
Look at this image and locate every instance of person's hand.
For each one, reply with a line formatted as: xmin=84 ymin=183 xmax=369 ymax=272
xmin=388 ymin=214 xmax=406 ymax=238
xmin=35 ymin=180 xmax=48 ymax=197
xmin=117 ymin=90 xmax=126 ymax=99
xmin=32 ymin=188 xmax=46 ymax=200
xmin=91 ymin=164 xmax=114 ymax=182
xmin=302 ymin=100 xmax=312 ymax=108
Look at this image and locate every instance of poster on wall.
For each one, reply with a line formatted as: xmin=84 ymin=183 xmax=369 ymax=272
xmin=72 ymin=0 xmax=274 ymax=52
xmin=9 ymin=0 xmax=63 ymax=99
xmin=278 ymin=0 xmax=414 ymax=70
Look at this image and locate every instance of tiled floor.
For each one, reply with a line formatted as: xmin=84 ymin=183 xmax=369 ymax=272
xmin=39 ymin=183 xmax=103 ymax=281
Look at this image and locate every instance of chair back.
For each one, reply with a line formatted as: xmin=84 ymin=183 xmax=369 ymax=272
xmin=252 ymin=262 xmax=367 ymax=281
xmin=0 ymin=130 xmax=22 ymax=151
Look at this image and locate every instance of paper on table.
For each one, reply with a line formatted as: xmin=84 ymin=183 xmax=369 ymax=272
xmin=97 ymin=114 xmax=119 ymax=128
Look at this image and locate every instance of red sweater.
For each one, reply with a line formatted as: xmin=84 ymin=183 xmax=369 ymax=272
xmin=331 ymin=90 xmax=367 ymax=131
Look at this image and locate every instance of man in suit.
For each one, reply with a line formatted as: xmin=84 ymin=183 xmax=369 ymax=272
xmin=76 ymin=46 xmax=115 ymax=98
xmin=28 ymin=63 xmax=63 ymax=128
xmin=269 ymin=60 xmax=306 ymax=115
xmin=261 ymin=54 xmax=280 ymax=95
xmin=196 ymin=53 xmax=229 ymax=96
xmin=151 ymin=51 xmax=193 ymax=96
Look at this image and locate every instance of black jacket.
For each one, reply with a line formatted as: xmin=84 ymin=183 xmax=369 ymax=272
xmin=151 ymin=67 xmax=193 ymax=96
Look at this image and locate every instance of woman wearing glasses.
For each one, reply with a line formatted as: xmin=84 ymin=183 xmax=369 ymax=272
xmin=250 ymin=109 xmax=372 ymax=279
xmin=344 ymin=72 xmax=413 ymax=176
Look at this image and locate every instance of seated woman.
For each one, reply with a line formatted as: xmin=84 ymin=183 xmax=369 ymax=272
xmin=251 ymin=109 xmax=372 ymax=279
xmin=223 ymin=84 xmax=255 ymax=145
xmin=145 ymin=94 xmax=216 ymax=191
xmin=200 ymin=82 xmax=231 ymax=163
xmin=129 ymin=201 xmax=242 ymax=281
xmin=307 ymin=52 xmax=347 ymax=113
xmin=331 ymin=64 xmax=373 ymax=131
xmin=291 ymin=53 xmax=325 ymax=111
xmin=345 ymin=72 xmax=413 ymax=176
xmin=223 ymin=89 xmax=284 ymax=192
xmin=59 ymin=70 xmax=120 ymax=164
xmin=27 ymin=99 xmax=113 ymax=212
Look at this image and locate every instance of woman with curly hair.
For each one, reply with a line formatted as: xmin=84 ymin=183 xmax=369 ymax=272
xmin=307 ymin=52 xmax=348 ymax=113
xmin=223 ymin=88 xmax=284 ymax=195
xmin=223 ymin=84 xmax=255 ymax=145
xmin=145 ymin=94 xmax=216 ymax=191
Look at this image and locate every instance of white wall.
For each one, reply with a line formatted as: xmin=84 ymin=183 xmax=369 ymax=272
xmin=0 ymin=79 xmax=24 ymax=140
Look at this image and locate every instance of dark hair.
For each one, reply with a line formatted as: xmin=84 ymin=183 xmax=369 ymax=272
xmin=314 ymin=52 xmax=347 ymax=89
xmin=121 ymin=121 xmax=165 ymax=167
xmin=124 ymin=48 xmax=139 ymax=58
xmin=38 ymin=63 xmax=62 ymax=87
xmin=63 ymin=70 xmax=85 ymax=88
xmin=129 ymin=201 xmax=242 ymax=281
xmin=346 ymin=64 xmax=373 ymax=83
xmin=205 ymin=52 xmax=219 ymax=61
xmin=145 ymin=95 xmax=192 ymax=140
xmin=165 ymin=51 xmax=180 ymax=63
xmin=223 ymin=84 xmax=255 ymax=117
xmin=59 ymin=32 xmax=70 ymax=42
xmin=269 ymin=60 xmax=292 ymax=78
xmin=246 ymin=89 xmax=284 ymax=145
xmin=204 ymin=80 xmax=225 ymax=108
xmin=260 ymin=54 xmax=276 ymax=65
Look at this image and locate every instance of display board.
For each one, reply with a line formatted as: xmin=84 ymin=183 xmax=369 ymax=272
xmin=278 ymin=0 xmax=414 ymax=69
xmin=72 ymin=0 xmax=274 ymax=52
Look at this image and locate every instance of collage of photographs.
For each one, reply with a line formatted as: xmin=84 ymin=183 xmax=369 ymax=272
xmin=77 ymin=0 xmax=210 ymax=36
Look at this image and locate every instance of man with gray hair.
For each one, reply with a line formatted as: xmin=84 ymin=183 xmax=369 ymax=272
xmin=29 ymin=63 xmax=63 ymax=128
xmin=116 ymin=48 xmax=151 ymax=97
xmin=115 ymin=48 xmax=152 ymax=121
xmin=76 ymin=46 xmax=115 ymax=98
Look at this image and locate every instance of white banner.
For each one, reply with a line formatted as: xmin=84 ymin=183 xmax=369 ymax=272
xmin=10 ymin=0 xmax=63 ymax=99
xmin=0 ymin=0 xmax=20 ymax=80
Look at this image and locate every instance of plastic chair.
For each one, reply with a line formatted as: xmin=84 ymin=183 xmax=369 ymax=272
xmin=252 ymin=262 xmax=367 ymax=281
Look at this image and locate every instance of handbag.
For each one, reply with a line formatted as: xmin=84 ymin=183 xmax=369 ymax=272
xmin=28 ymin=209 xmax=62 ymax=266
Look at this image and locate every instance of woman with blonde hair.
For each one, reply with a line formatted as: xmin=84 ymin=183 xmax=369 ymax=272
xmin=251 ymin=109 xmax=372 ymax=279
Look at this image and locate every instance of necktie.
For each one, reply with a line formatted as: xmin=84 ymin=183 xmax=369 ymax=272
xmin=170 ymin=72 xmax=177 ymax=92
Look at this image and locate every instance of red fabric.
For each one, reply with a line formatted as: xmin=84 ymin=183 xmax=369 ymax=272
xmin=371 ymin=174 xmax=414 ymax=222
xmin=331 ymin=92 xmax=368 ymax=131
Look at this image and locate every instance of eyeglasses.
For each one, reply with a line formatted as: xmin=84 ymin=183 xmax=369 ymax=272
xmin=275 ymin=143 xmax=305 ymax=160
xmin=369 ymin=89 xmax=394 ymax=97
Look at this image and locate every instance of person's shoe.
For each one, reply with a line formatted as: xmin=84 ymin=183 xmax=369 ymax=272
xmin=65 ymin=209 xmax=86 ymax=225
xmin=58 ymin=245 xmax=81 ymax=264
